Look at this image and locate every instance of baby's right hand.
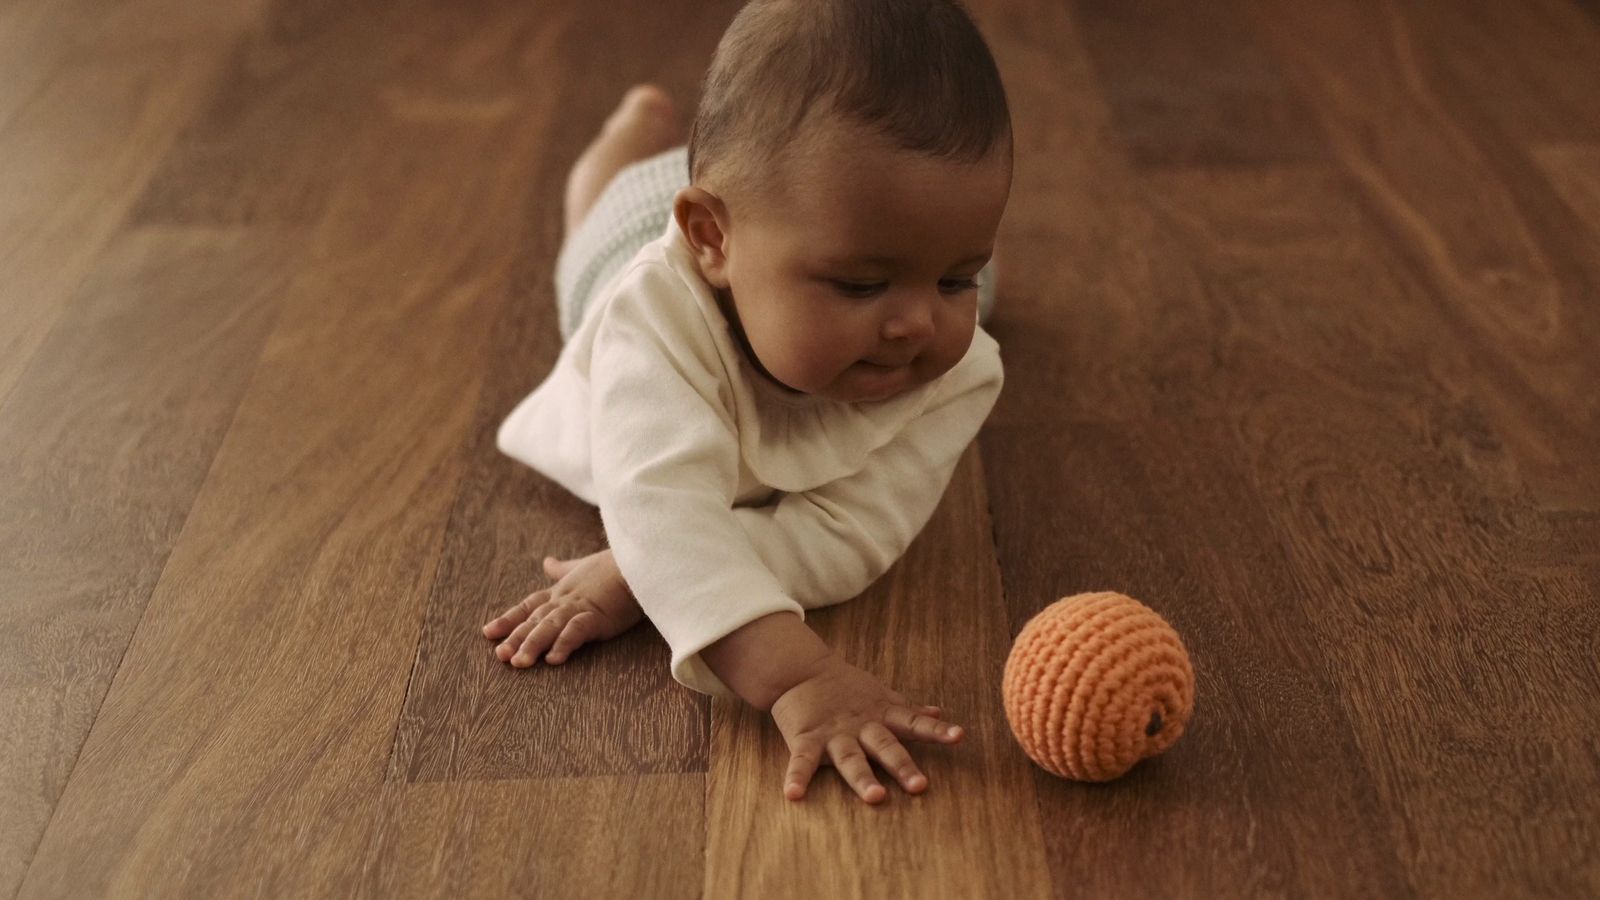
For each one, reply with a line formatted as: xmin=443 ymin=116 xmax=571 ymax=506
xmin=481 ymin=551 xmax=642 ymax=667
xmin=768 ymin=651 xmax=965 ymax=804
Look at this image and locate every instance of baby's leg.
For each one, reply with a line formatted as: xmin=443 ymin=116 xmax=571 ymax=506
xmin=564 ymin=84 xmax=686 ymax=237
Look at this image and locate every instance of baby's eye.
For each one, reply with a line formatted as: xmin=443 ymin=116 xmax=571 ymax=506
xmin=830 ymin=280 xmax=886 ymax=298
xmin=830 ymin=279 xmax=981 ymax=298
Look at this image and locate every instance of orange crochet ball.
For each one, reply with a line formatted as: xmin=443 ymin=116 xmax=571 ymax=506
xmin=1002 ymin=591 xmax=1195 ymax=781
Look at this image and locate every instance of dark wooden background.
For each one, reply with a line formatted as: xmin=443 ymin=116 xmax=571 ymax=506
xmin=2 ymin=0 xmax=1596 ymax=896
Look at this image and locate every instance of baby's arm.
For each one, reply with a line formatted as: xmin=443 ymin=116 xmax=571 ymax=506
xmin=588 ymin=262 xmax=823 ymax=702
xmin=732 ymin=332 xmax=1004 ymax=608
xmin=585 ymin=263 xmax=973 ymax=809
xmin=699 ymin=610 xmax=832 ymax=709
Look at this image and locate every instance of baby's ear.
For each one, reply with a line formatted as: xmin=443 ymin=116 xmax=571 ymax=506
xmin=673 ymin=187 xmax=731 ymax=288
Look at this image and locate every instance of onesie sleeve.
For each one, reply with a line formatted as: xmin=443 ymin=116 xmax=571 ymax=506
xmin=588 ymin=261 xmax=805 ymax=701
xmin=731 ymin=331 xmax=1004 ymax=608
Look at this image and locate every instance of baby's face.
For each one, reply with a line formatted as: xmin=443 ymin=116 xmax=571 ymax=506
xmin=712 ymin=118 xmax=1011 ymax=403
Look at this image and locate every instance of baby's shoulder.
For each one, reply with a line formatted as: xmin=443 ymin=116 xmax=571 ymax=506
xmin=597 ymin=258 xmax=706 ymax=337
xmin=588 ymin=254 xmax=733 ymax=373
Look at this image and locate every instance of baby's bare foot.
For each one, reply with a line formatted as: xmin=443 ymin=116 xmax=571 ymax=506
xmin=602 ymin=84 xmax=681 ymax=148
xmin=564 ymin=84 xmax=686 ymax=234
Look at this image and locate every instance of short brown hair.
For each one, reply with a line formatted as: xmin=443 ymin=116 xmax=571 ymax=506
xmin=687 ymin=0 xmax=1012 ymax=196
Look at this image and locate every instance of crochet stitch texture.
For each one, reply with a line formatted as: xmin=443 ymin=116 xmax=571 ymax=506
xmin=1002 ymin=591 xmax=1195 ymax=781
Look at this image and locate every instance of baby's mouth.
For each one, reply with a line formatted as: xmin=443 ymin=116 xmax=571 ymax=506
xmin=858 ymin=357 xmax=913 ymax=371
xmin=852 ymin=360 xmax=912 ymax=399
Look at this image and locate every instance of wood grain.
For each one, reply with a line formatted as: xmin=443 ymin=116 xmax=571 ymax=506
xmin=388 ymin=0 xmax=745 ymax=786
xmin=1070 ymin=0 xmax=1325 ymax=168
xmin=1141 ymin=165 xmax=1600 ymax=894
xmin=981 ymin=0 xmax=1600 ymax=893
xmin=0 ymin=0 xmax=262 ymax=133
xmin=1532 ymin=143 xmax=1600 ymax=241
xmin=977 ymin=0 xmax=1226 ymax=427
xmin=356 ymin=775 xmax=703 ymax=898
xmin=1239 ymin=0 xmax=1600 ymax=509
xmin=18 ymin=2 xmax=564 ymax=894
xmin=0 ymin=225 xmax=297 ymax=897
xmin=981 ymin=422 xmax=1410 ymax=897
xmin=0 ymin=43 xmax=237 ymax=406
xmin=1395 ymin=0 xmax=1600 ymax=145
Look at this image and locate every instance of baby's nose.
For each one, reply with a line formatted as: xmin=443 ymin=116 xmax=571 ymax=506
xmin=881 ymin=296 xmax=937 ymax=342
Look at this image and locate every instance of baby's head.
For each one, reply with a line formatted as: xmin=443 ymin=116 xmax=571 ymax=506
xmin=673 ymin=0 xmax=1012 ymax=404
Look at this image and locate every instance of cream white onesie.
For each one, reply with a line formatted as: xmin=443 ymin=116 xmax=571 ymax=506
xmin=496 ymin=218 xmax=1004 ymax=699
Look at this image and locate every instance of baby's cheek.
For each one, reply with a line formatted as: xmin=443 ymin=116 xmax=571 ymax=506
xmin=810 ymin=344 xmax=865 ymax=392
xmin=780 ymin=353 xmax=837 ymax=394
xmin=935 ymin=320 xmax=977 ymax=368
xmin=760 ymin=330 xmax=834 ymax=392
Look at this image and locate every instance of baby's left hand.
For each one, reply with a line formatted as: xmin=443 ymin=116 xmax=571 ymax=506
xmin=481 ymin=549 xmax=643 ymax=667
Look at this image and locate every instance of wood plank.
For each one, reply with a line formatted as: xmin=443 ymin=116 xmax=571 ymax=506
xmin=357 ymin=775 xmax=703 ymax=898
xmin=17 ymin=6 xmax=564 ymax=895
xmin=0 ymin=45 xmax=239 ymax=410
xmin=1238 ymin=0 xmax=1600 ymax=509
xmin=1390 ymin=0 xmax=1600 ymax=304
xmin=706 ymin=448 xmax=1053 ymax=899
xmin=1229 ymin=372 xmax=1600 ymax=896
xmin=1384 ymin=0 xmax=1600 ymax=385
xmin=981 ymin=422 xmax=1409 ymax=897
xmin=0 ymin=0 xmax=95 ymax=132
xmin=975 ymin=0 xmax=1596 ymax=892
xmin=1140 ymin=163 xmax=1600 ymax=896
xmin=1531 ymin=143 xmax=1600 ymax=242
xmin=1396 ymin=0 xmax=1600 ymax=145
xmin=1138 ymin=164 xmax=1534 ymax=508
xmin=127 ymin=0 xmax=475 ymax=227
xmin=0 ymin=0 xmax=261 ymax=132
xmin=1068 ymin=0 xmax=1325 ymax=168
xmin=974 ymin=0 xmax=1225 ymax=426
xmin=388 ymin=0 xmax=746 ymax=784
xmin=0 ymin=224 xmax=298 ymax=898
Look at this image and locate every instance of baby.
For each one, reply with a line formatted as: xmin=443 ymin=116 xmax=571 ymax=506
xmin=483 ymin=0 xmax=1011 ymax=806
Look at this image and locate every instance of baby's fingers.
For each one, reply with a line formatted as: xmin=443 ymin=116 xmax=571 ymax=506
xmin=481 ymin=590 xmax=549 ymax=638
xmin=543 ymin=611 xmax=601 ymax=664
xmin=827 ymin=736 xmax=887 ymax=804
xmin=783 ymin=744 xmax=824 ymax=802
xmin=886 ymin=706 xmax=964 ymax=744
xmin=499 ymin=615 xmax=545 ymax=662
xmin=861 ymin=722 xmax=928 ymax=794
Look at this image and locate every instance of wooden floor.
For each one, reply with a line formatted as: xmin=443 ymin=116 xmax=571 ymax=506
xmin=3 ymin=0 xmax=1597 ymax=896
